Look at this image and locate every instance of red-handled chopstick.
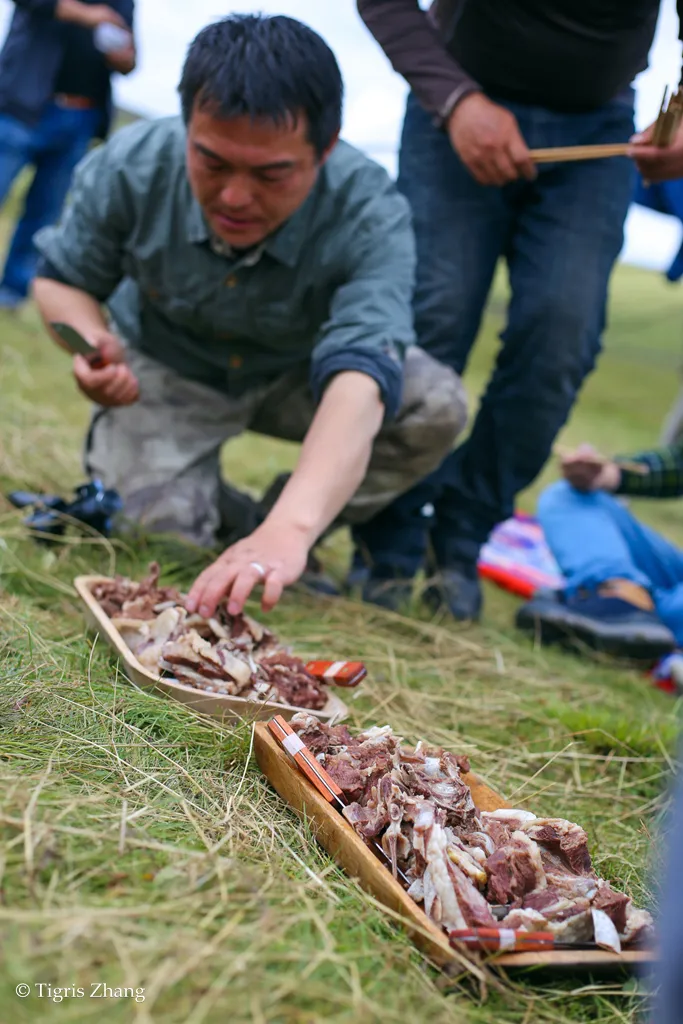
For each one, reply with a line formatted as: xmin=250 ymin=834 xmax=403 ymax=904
xmin=449 ymin=928 xmax=556 ymax=953
xmin=304 ymin=661 xmax=367 ymax=687
xmin=268 ymin=715 xmax=410 ymax=886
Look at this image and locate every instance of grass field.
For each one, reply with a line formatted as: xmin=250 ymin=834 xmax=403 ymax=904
xmin=1 ymin=183 xmax=683 ymax=1022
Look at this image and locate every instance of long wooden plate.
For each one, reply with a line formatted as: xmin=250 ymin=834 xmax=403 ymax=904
xmin=74 ymin=575 xmax=348 ymax=725
xmin=253 ymin=723 xmax=656 ymax=973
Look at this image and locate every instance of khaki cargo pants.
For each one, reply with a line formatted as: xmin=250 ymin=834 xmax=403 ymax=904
xmin=86 ymin=347 xmax=467 ymax=548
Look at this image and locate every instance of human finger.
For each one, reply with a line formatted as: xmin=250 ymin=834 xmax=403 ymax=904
xmin=226 ymin=563 xmax=270 ymax=616
xmin=73 ymin=355 xmax=117 ymax=386
xmin=188 ymin=560 xmax=241 ymax=618
xmin=493 ymin=148 xmax=520 ymax=184
xmin=261 ymin=571 xmax=285 ymax=612
xmin=105 ymin=367 xmax=139 ymax=404
xmin=508 ymin=138 xmax=536 ymax=181
xmin=469 ymin=157 xmax=506 ymax=187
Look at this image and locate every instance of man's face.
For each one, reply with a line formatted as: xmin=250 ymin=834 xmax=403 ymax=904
xmin=186 ymin=105 xmax=333 ymax=248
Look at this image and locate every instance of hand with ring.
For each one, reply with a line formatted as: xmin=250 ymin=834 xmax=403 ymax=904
xmin=185 ymin=521 xmax=311 ymax=618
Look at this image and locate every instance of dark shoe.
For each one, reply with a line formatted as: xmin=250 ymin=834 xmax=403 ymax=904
xmin=423 ymin=565 xmax=482 ymax=622
xmin=516 ymin=581 xmax=676 ymax=661
xmin=295 ymin=551 xmax=341 ymax=597
xmin=346 ymin=548 xmax=370 ymax=591
xmin=362 ymin=575 xmax=414 ymax=612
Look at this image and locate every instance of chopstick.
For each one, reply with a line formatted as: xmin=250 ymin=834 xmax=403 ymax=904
xmin=449 ymin=928 xmax=555 ymax=952
xmin=530 ymin=87 xmax=683 ymax=164
xmin=267 ymin=715 xmax=411 ymax=887
xmin=449 ymin=928 xmax=601 ymax=953
xmin=305 ymin=661 xmax=367 ymax=687
xmin=529 ymin=143 xmax=630 ymax=164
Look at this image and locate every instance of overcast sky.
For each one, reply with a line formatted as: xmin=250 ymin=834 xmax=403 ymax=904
xmin=1 ymin=0 xmax=682 ymax=268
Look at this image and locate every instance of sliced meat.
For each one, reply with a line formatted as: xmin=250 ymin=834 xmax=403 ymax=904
xmin=522 ymin=818 xmax=593 ymax=875
xmin=485 ymin=831 xmax=546 ymax=905
xmin=324 ymin=755 xmax=365 ymax=802
xmin=446 ymin=858 xmax=496 ymax=927
xmin=622 ymin=905 xmax=655 ymax=945
xmin=591 ymin=881 xmax=631 ymax=934
xmin=592 ymin=908 xmax=622 ymax=953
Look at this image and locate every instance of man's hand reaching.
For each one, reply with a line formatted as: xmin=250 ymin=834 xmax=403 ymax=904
xmin=72 ymin=331 xmax=139 ymax=406
xmin=186 ymin=521 xmax=311 ymax=618
xmin=561 ymin=444 xmax=622 ymax=493
xmin=447 ymin=93 xmax=537 ymax=186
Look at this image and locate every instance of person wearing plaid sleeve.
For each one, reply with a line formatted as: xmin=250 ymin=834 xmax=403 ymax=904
xmin=516 ymin=441 xmax=683 ymax=659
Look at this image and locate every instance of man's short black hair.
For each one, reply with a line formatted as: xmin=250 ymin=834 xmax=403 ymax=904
xmin=179 ymin=14 xmax=343 ymax=159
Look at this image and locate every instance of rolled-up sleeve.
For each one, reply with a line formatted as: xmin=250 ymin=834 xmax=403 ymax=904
xmin=309 ymin=187 xmax=416 ymax=421
xmin=34 ymin=143 xmax=131 ymax=301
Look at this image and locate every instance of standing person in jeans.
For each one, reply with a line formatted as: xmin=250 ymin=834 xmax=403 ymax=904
xmin=353 ymin=0 xmax=683 ymax=621
xmin=0 ymin=0 xmax=135 ymax=310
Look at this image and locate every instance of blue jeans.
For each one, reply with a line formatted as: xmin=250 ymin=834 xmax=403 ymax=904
xmin=0 ymin=103 xmax=100 ymax=299
xmin=353 ymin=92 xmax=635 ymax=576
xmin=538 ymin=480 xmax=683 ymax=644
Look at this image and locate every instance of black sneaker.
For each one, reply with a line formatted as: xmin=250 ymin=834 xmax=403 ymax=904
xmin=362 ymin=575 xmax=414 ymax=612
xmin=295 ymin=551 xmax=341 ymax=598
xmin=516 ymin=586 xmax=676 ymax=661
xmin=423 ymin=565 xmax=483 ymax=622
xmin=346 ymin=547 xmax=371 ymax=591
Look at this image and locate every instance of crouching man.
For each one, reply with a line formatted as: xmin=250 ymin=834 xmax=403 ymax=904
xmin=32 ymin=14 xmax=466 ymax=616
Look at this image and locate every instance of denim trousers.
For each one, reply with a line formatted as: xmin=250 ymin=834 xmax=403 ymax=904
xmin=538 ymin=480 xmax=683 ymax=644
xmin=353 ymin=91 xmax=635 ymax=577
xmin=0 ymin=102 xmax=100 ymax=299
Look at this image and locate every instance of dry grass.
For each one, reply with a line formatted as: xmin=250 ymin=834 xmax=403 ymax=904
xmin=1 ymin=187 xmax=682 ymax=1021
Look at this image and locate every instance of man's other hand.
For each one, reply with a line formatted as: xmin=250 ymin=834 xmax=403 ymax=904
xmin=447 ymin=93 xmax=537 ymax=186
xmin=73 ymin=332 xmax=139 ymax=406
xmin=186 ymin=521 xmax=311 ymax=618
xmin=106 ymin=42 xmax=136 ymax=75
xmin=629 ymin=120 xmax=683 ymax=182
xmin=561 ymin=444 xmax=622 ymax=493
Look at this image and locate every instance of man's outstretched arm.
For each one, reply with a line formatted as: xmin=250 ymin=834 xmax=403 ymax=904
xmin=187 ymin=171 xmax=416 ymax=617
xmin=186 ymin=371 xmax=384 ymax=618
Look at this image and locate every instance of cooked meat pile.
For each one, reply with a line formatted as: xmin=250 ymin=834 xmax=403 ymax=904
xmin=91 ymin=564 xmax=327 ymax=709
xmin=291 ymin=714 xmax=654 ymax=952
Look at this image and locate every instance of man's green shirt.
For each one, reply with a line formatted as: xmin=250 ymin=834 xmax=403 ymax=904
xmin=35 ymin=116 xmax=416 ymax=416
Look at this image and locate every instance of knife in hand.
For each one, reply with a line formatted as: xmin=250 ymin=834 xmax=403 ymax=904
xmin=51 ymin=322 xmax=108 ymax=369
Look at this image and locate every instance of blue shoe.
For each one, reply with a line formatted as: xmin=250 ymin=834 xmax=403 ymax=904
xmin=0 ymin=285 xmax=24 ymax=311
xmin=516 ymin=580 xmax=676 ymax=661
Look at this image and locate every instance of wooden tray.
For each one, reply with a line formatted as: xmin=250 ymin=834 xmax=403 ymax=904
xmin=253 ymin=723 xmax=657 ymax=974
xmin=74 ymin=575 xmax=348 ymax=725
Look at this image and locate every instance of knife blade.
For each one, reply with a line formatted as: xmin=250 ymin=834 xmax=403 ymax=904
xmin=51 ymin=322 xmax=107 ymax=368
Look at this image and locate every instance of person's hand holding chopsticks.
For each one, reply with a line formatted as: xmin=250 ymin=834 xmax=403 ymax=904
xmin=629 ymin=119 xmax=683 ymax=182
xmin=447 ymin=93 xmax=537 ymax=186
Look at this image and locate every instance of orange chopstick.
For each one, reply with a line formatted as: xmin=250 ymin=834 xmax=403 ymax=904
xmin=449 ymin=928 xmax=556 ymax=952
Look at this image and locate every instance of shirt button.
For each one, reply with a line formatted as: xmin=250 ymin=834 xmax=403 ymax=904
xmin=229 ymin=354 xmax=243 ymax=369
xmin=226 ymin=274 xmax=238 ymax=288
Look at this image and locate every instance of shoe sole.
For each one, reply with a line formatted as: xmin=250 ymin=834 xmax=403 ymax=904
xmin=516 ymin=608 xmax=675 ymax=662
